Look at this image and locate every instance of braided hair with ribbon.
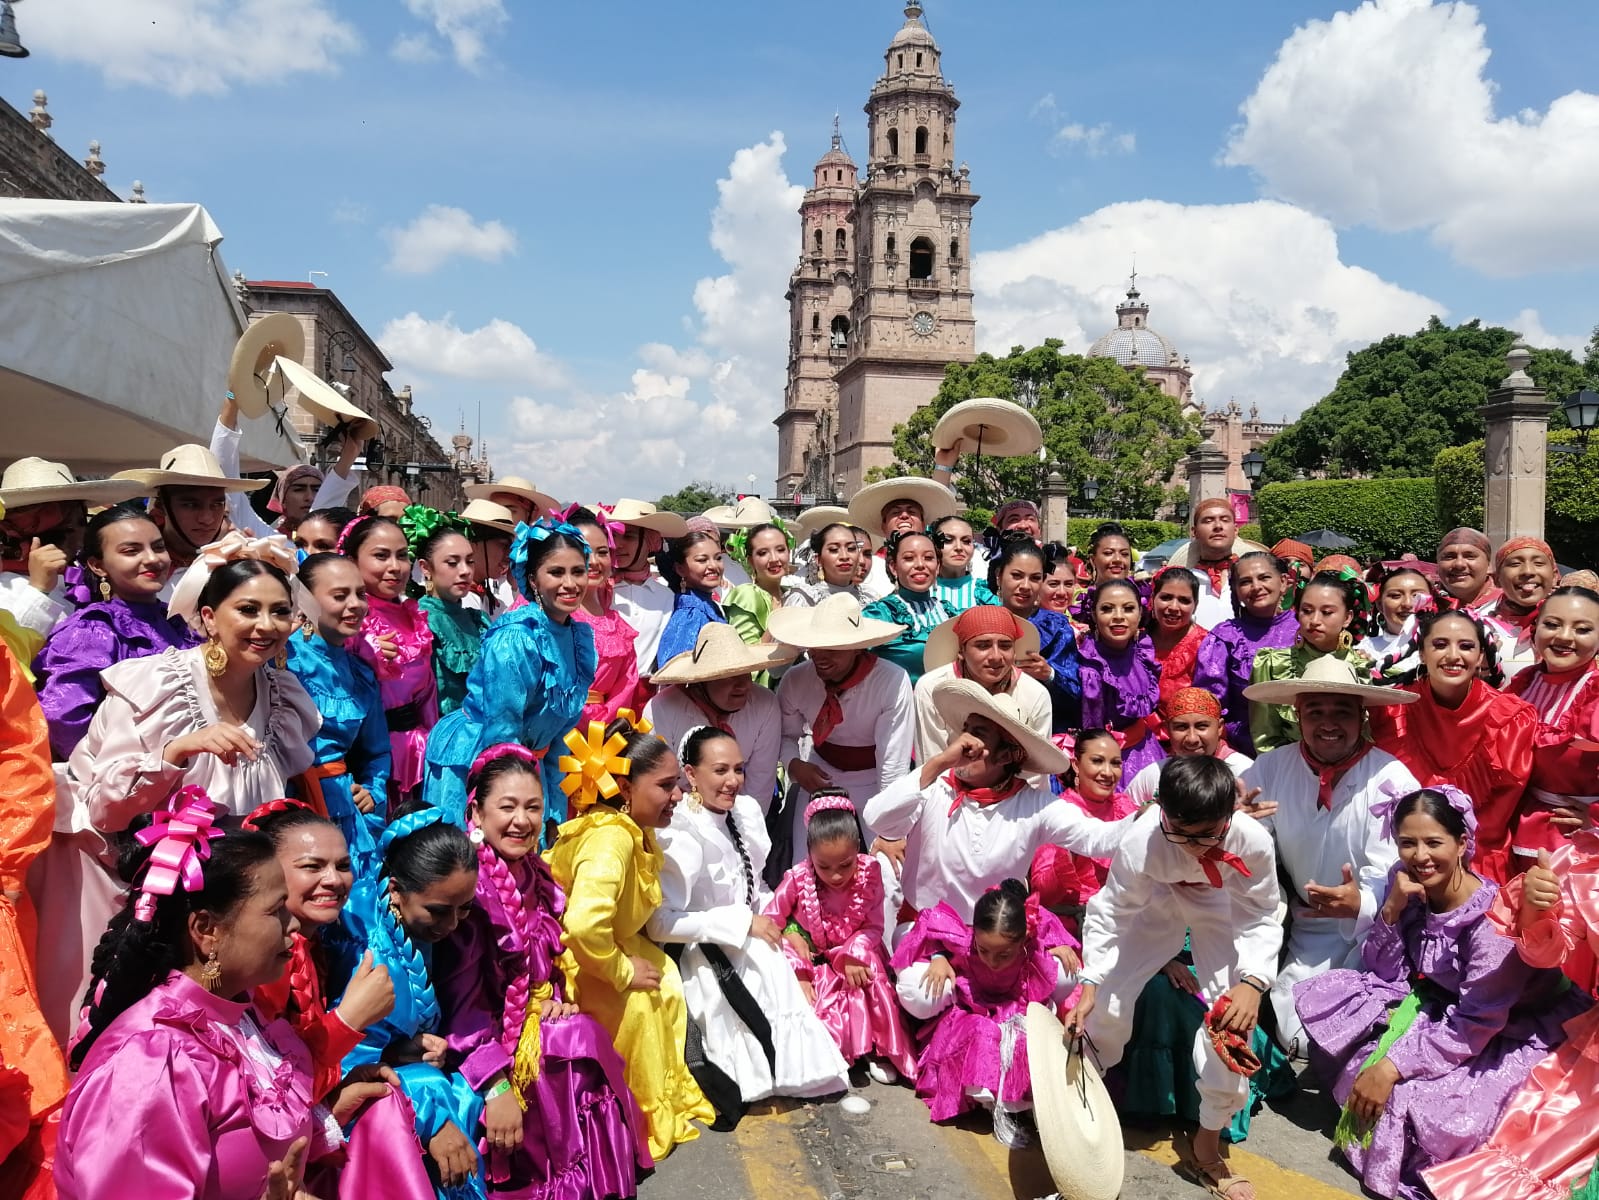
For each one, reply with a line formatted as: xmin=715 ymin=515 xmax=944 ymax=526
xmin=71 ymin=791 xmax=276 ymax=1068
xmin=558 ymin=708 xmax=658 ymax=815
xmin=375 ymin=803 xmax=477 ymax=1033
xmin=1369 ymin=781 xmax=1478 ymax=862
xmin=509 ymin=517 xmax=589 ymax=602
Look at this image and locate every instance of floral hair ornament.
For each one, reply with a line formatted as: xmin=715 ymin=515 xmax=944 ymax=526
xmin=557 ymin=713 xmax=655 ymax=813
xmin=510 ymin=517 xmax=591 ymax=579
xmin=241 ymin=797 xmax=314 ymax=831
xmin=803 ymin=792 xmax=857 ymax=825
xmin=133 ymin=787 xmax=225 ymax=923
xmin=397 ymin=505 xmax=469 ymax=557
xmin=1369 ymin=779 xmax=1477 ymax=861
xmin=591 ymin=503 xmax=626 ymax=551
xmin=724 ymin=524 xmax=795 ymax=570
xmin=167 ymin=530 xmax=305 ymax=633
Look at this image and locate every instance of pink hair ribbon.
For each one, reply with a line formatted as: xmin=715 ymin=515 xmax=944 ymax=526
xmin=803 ymin=792 xmax=857 ymax=825
xmin=133 ymin=788 xmax=225 ymax=923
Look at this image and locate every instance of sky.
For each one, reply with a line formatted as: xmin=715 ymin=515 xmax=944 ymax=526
xmin=9 ymin=0 xmax=1599 ymax=502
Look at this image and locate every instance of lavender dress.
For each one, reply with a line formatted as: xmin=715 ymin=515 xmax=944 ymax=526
xmin=1192 ymin=609 xmax=1297 ymax=758
xmin=1076 ymin=632 xmax=1164 ymax=785
xmin=1295 ymin=868 xmax=1591 ymax=1200
xmin=32 ymin=597 xmax=198 ymax=760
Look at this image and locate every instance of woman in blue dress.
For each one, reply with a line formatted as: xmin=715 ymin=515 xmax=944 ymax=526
xmin=285 ymin=552 xmax=392 ymax=877
xmin=655 ymin=520 xmax=728 ymax=669
xmin=862 ymin=530 xmax=951 ymax=686
xmin=988 ymin=536 xmax=1084 ymax=731
xmin=422 ymin=518 xmax=596 ymax=831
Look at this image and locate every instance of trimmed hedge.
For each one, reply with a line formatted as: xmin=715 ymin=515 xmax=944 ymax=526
xmin=1257 ymin=477 xmax=1441 ymax=563
xmin=1065 ymin=518 xmax=1183 ymax=551
xmin=1434 ymin=434 xmax=1598 ymax=568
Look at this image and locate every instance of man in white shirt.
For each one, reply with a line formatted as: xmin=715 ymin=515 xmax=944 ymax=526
xmin=1241 ymin=657 xmax=1420 ymax=1054
xmin=913 ymin=607 xmax=1050 ymax=763
xmin=1125 ymin=687 xmax=1253 ymax=808
xmin=845 ymin=477 xmax=958 ymax=603
xmin=1171 ymin=498 xmax=1247 ymax=628
xmin=606 ymin=498 xmax=689 ymax=676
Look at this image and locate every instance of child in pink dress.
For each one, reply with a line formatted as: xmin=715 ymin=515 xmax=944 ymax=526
xmin=765 ymin=792 xmax=915 ymax=1083
xmin=1029 ymin=729 xmax=1137 ymax=922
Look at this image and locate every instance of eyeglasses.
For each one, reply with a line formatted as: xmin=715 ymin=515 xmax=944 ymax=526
xmin=1159 ymin=815 xmax=1231 ymax=846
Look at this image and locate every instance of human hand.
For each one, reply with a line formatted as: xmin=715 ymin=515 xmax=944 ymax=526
xmin=1523 ymin=849 xmax=1562 ymax=914
xmin=1160 ymin=959 xmax=1201 ymax=995
xmin=427 ymin=1120 xmax=478 ymax=1189
xmin=162 ymin=724 xmax=263 ymax=767
xmin=418 ymin=1032 xmax=448 ymax=1068
xmin=540 ymin=997 xmax=578 ymax=1021
xmin=799 ymin=977 xmax=816 ymax=1005
xmin=789 ymin=760 xmax=833 ymax=794
xmin=27 ymin=538 xmax=68 ymax=594
xmin=1347 ymin=1057 xmax=1401 ymax=1126
xmin=1215 ymin=984 xmax=1261 ymax=1035
xmin=1550 ymin=810 xmax=1591 ymax=836
xmin=1381 ymin=869 xmax=1428 ymax=925
xmin=870 ymin=836 xmax=907 ymax=876
xmin=1236 ymin=782 xmax=1274 ymax=819
xmin=842 ymin=961 xmax=872 ymax=989
xmin=327 ymin=1067 xmax=393 ymax=1126
xmin=1061 ymin=983 xmax=1097 ymax=1037
xmin=259 ymin=1136 xmax=315 ymax=1200
xmin=748 ymin=914 xmax=784 ymax=948
xmin=336 ymin=951 xmax=394 ymax=1031
xmin=351 ymin=784 xmax=377 ymax=815
xmin=938 ymin=732 xmax=990 ymax=773
xmin=1049 ymin=944 xmax=1082 ymax=976
xmin=375 ymin=633 xmax=400 ymax=662
xmin=1015 ymin=651 xmax=1053 ymax=682
xmin=783 ymin=930 xmax=810 ymax=960
xmin=627 ymin=956 xmax=662 ymax=992
xmin=933 ymin=441 xmax=962 ymax=471
xmin=1304 ymin=863 xmax=1361 ymax=920
xmin=923 ymin=955 xmax=955 ymax=998
xmin=483 ymin=1084 xmax=523 ymax=1155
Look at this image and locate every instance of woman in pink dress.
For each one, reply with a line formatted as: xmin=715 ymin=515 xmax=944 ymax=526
xmin=567 ymin=506 xmax=642 ymax=727
xmin=1029 ymin=729 xmax=1135 ymax=924
xmin=341 ymin=514 xmax=438 ymax=807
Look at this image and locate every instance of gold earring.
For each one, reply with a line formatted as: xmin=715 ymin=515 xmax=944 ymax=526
xmin=199 ymin=950 xmax=222 ymax=993
xmin=203 ymin=637 xmax=228 ymax=677
xmin=97 ymin=574 xmax=111 ymax=601
xmin=1338 ymin=630 xmax=1354 ymax=652
xmin=272 ymin=644 xmax=288 ymax=670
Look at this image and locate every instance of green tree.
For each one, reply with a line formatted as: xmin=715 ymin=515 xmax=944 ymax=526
xmin=655 ymin=481 xmax=735 ymax=516
xmin=877 ymin=341 xmax=1200 ymax=519
xmin=1262 ymin=318 xmax=1585 ymax=483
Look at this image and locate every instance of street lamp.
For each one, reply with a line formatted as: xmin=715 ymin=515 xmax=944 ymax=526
xmin=1175 ymin=498 xmax=1190 ymax=523
xmin=324 ymin=330 xmax=358 ymax=380
xmin=1241 ymin=450 xmax=1266 ymax=490
xmin=0 ymin=3 xmax=29 ymax=59
xmin=1558 ymin=389 xmax=1598 ymax=452
xmin=1081 ymin=477 xmax=1100 ymax=514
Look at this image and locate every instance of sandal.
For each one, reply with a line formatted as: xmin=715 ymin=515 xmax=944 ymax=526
xmin=1188 ymin=1158 xmax=1255 ymax=1200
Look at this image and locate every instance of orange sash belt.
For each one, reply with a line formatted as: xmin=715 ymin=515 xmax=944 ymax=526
xmin=293 ymin=761 xmax=348 ymax=819
xmin=586 ymin=689 xmax=604 ymax=705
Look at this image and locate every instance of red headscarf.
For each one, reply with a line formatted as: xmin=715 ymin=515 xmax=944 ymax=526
xmin=360 ymin=485 xmax=411 ymax=513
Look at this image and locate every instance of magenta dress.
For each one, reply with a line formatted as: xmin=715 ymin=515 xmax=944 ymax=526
xmin=571 ymin=598 xmax=642 ymax=729
xmin=349 ymin=595 xmax=438 ymax=802
xmin=1294 ymin=867 xmax=1591 ymax=1200
xmin=765 ymin=855 xmax=915 ymax=1078
xmin=1192 ymin=609 xmax=1298 ymax=757
xmin=890 ymin=901 xmax=1075 ymax=1123
xmin=436 ymin=852 xmax=648 ymax=1200
xmin=1076 ymin=633 xmax=1164 ymax=786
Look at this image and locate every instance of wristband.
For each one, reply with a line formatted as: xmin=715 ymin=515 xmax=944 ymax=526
xmin=484 ymin=1078 xmax=512 ymax=1101
xmin=1237 ymin=976 xmax=1269 ymax=996
xmin=932 ymin=463 xmax=953 ymax=474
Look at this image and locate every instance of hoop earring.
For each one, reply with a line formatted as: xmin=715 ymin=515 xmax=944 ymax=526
xmin=96 ymin=573 xmax=111 ymax=601
xmin=199 ymin=951 xmax=223 ymax=993
xmin=203 ymin=637 xmax=228 ymax=677
xmin=1338 ymin=630 xmax=1354 ymax=652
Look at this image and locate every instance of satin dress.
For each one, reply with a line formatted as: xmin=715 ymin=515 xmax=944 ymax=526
xmin=1192 ymin=609 xmax=1298 ymax=757
xmin=418 ymin=596 xmax=489 ymax=718
xmin=1077 ymin=633 xmax=1165 ymax=786
xmin=349 ymin=595 xmax=438 ymax=803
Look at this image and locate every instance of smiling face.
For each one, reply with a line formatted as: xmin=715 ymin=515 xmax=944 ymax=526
xmin=1090 ymin=535 xmax=1132 ymax=581
xmin=354 ymin=523 xmax=411 ymax=601
xmin=1496 ymin=546 xmax=1557 ymax=612
xmin=747 ymin=527 xmax=791 ymax=590
xmin=391 ymin=867 xmax=479 ymax=944
xmin=532 ymin=545 xmax=588 ymax=617
xmin=684 ymin=733 xmax=745 ymax=812
xmin=164 ymin=487 xmax=229 ymax=549
xmin=1378 ymin=571 xmax=1430 ymax=635
xmin=809 ymin=835 xmax=861 ymax=892
xmin=995 ymin=553 xmax=1045 ymax=615
xmin=1073 ymin=733 xmax=1123 ymax=801
xmin=617 ymin=753 xmax=684 ymax=829
xmin=878 ymin=498 xmax=925 ymax=537
xmin=1534 ymin=593 xmax=1599 ymax=673
xmin=679 ymin=539 xmax=725 ymax=592
xmin=201 ymin=574 xmax=294 ymax=672
xmin=1040 ymin=562 xmax=1074 ymax=613
xmin=1167 ymin=712 xmax=1223 ymax=758
xmin=889 ymin=533 xmax=938 ymax=593
xmin=471 ymin=767 xmax=543 ymax=864
xmin=935 ymin=519 xmax=976 ymax=576
xmin=575 ymin=523 xmax=613 ymax=589
xmin=1234 ymin=557 xmax=1286 ymax=619
xmin=307 ymin=556 xmax=368 ymax=645
xmin=1092 ymin=585 xmax=1142 ymax=649
xmin=276 ymin=824 xmax=353 ymax=928
xmin=292 ymin=515 xmax=343 ymax=556
xmin=1395 ymin=810 xmax=1466 ymax=895
xmin=208 ymin=858 xmax=298 ymax=992
xmin=1000 ymin=509 xmax=1042 ymax=540
xmin=1437 ymin=542 xmax=1490 ymax=602
xmin=1151 ymin=577 xmax=1197 ymax=633
xmin=1295 ymin=693 xmax=1364 ymax=764
xmin=421 ymin=532 xmax=474 ymax=601
xmin=815 ymin=525 xmax=860 ymax=587
xmin=960 ymin=631 xmax=1017 ymax=690
xmin=1419 ymin=612 xmax=1483 ymax=701
xmin=1296 ymin=582 xmax=1353 ymax=652
xmin=810 ymin=647 xmax=865 ymax=684
xmin=700 ymin=673 xmax=755 ymax=714
xmin=90 ymin=516 xmax=170 ymax=602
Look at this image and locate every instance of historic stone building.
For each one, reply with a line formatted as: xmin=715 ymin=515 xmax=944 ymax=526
xmin=0 ymin=89 xmax=127 ymax=202
xmin=775 ymin=3 xmax=978 ymax=501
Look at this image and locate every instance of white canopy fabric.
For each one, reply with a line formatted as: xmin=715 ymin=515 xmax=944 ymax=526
xmin=0 ymin=199 xmax=301 ymax=472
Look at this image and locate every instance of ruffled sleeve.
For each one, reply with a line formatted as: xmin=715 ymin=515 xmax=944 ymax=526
xmin=558 ymin=822 xmax=638 ymax=994
xmin=263 ymin=667 xmax=321 ymax=783
xmin=34 ymin=607 xmax=122 ymax=761
xmin=0 ymin=642 xmax=52 ymax=894
xmin=763 ymin=868 xmax=811 ymax=979
xmin=832 ymin=856 xmax=885 ymax=968
xmin=890 ymin=901 xmax=972 ymax=972
xmin=345 ymin=655 xmax=393 ymax=799
xmin=1489 ymin=834 xmax=1599 ymax=971
xmin=649 ymin=815 xmax=756 ymax=948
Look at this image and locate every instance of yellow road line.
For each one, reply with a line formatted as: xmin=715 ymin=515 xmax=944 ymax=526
xmin=946 ymin=1121 xmax=1059 ymax=1200
xmin=1126 ymin=1127 xmax=1358 ymax=1200
xmin=731 ymin=1099 xmax=819 ymax=1197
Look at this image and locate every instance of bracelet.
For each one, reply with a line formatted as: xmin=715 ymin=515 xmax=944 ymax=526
xmin=1237 ymin=976 xmax=1269 ymax=996
xmin=484 ymin=1078 xmax=513 ymax=1101
xmin=931 ymin=463 xmax=953 ymax=473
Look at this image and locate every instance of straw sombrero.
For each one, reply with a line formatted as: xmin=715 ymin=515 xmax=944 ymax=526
xmin=932 ymin=397 xmax=1043 ymax=457
xmin=0 ymin=458 xmax=149 ymax=509
xmin=766 ymin=591 xmax=904 ymax=652
xmin=228 ymin=313 xmax=306 ymax=419
xmin=1243 ymin=654 xmax=1417 ymax=708
xmin=464 ymin=475 xmax=558 ymax=517
xmin=1167 ymin=536 xmax=1269 ymax=568
xmin=115 ymin=445 xmax=268 ymax=494
xmin=921 ymin=612 xmax=1041 ymax=672
xmin=273 ymin=356 xmax=381 ymax=442
xmin=459 ymin=498 xmax=516 ymax=534
xmin=1026 ymin=1002 xmax=1124 ymax=1200
xmin=931 ymin=678 xmax=1068 ymax=774
xmin=794 ymin=505 xmax=853 ymax=541
xmin=846 ymin=476 xmax=958 ymax=535
xmin=650 ymin=622 xmax=797 ymax=685
xmin=605 ymin=498 xmax=690 ymax=538
xmin=702 ymin=496 xmax=777 ymax=530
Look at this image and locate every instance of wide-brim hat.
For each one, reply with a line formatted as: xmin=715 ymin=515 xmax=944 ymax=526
xmin=932 ymin=397 xmax=1043 ymax=457
xmin=846 ymin=476 xmax=959 ymax=535
xmin=1167 ymin=535 xmax=1269 ymax=568
xmin=794 ymin=505 xmax=853 ymax=540
xmin=650 ymin=622 xmax=797 ymax=685
xmin=922 ymin=612 xmax=1041 ymax=672
xmin=604 ymin=498 xmax=690 ymax=538
xmin=459 ymin=498 xmax=516 ymax=534
xmin=1243 ymin=653 xmax=1417 ymax=708
xmin=766 ymin=591 xmax=904 ymax=652
xmin=1026 ymin=1002 xmax=1125 ymax=1200
xmin=931 ymin=677 xmax=1068 ymax=774
xmin=115 ymin=445 xmax=268 ymax=494
xmin=464 ymin=475 xmax=558 ymax=517
xmin=702 ymin=496 xmax=777 ymax=530
xmin=227 ymin=314 xmax=306 ymax=420
xmin=0 ymin=457 xmax=150 ymax=509
xmin=273 ymin=356 xmax=381 ymax=442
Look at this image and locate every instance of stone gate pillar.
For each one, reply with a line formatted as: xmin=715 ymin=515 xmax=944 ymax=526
xmin=1041 ymin=471 xmax=1070 ymax=543
xmin=1480 ymin=343 xmax=1553 ymax=547
xmin=1185 ymin=438 xmax=1228 ymax=510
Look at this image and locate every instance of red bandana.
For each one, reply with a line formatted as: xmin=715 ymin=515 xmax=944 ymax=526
xmin=685 ymin=687 xmax=734 ymax=735
xmin=813 ymin=654 xmax=877 ymax=746
xmin=944 ymin=771 xmax=1027 ymax=817
xmin=1195 ymin=554 xmax=1237 ymax=596
xmin=1299 ymin=738 xmax=1374 ymax=810
xmin=1196 ymin=845 xmax=1253 ymax=888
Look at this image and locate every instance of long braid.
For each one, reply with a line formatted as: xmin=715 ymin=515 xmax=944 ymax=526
xmin=377 ymin=871 xmax=439 ymax=1031
xmin=723 ymin=811 xmax=756 ymax=907
xmin=474 ymin=831 xmax=538 ymax=1054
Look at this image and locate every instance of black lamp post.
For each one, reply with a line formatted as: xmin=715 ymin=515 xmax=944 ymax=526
xmin=1175 ymin=497 xmax=1190 ymax=523
xmin=1081 ymin=477 xmax=1100 ymax=517
xmin=1555 ymin=389 xmax=1599 ymax=453
xmin=1241 ymin=450 xmax=1266 ymax=490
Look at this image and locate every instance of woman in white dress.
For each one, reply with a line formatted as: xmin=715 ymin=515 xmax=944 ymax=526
xmin=647 ymin=725 xmax=850 ymax=1105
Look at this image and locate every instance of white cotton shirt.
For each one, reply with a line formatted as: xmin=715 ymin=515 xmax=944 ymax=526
xmin=613 ymin=574 xmax=675 ymax=675
xmin=912 ymin=662 xmax=1052 ymax=765
xmin=1124 ymin=750 xmax=1253 ymax=809
xmin=0 ymin=572 xmax=71 ymax=638
xmin=777 ymin=657 xmax=914 ymax=812
xmin=1192 ymin=567 xmax=1234 ymax=630
xmin=646 ymin=683 xmax=782 ymax=815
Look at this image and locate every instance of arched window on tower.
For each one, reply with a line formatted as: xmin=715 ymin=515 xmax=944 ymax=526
xmin=835 ymin=228 xmax=847 ymax=256
xmin=949 ymin=238 xmax=960 ymax=261
xmin=830 ymin=315 xmax=851 ymax=350
xmin=915 ymin=126 xmax=929 ymax=156
xmin=886 ymin=128 xmax=899 ymax=158
xmin=916 ymin=52 xmax=923 ymax=69
xmin=909 ymin=236 xmax=934 ymax=280
xmin=812 ymin=228 xmax=822 ymax=256
xmin=812 ymin=313 xmax=820 ymax=331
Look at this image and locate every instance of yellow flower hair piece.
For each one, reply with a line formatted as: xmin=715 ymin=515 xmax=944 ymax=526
xmin=559 ymin=721 xmax=632 ymax=812
xmin=614 ymin=707 xmax=652 ymax=736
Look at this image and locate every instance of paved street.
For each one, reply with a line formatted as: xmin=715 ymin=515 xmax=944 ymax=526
xmin=643 ymin=1067 xmax=1364 ymax=1200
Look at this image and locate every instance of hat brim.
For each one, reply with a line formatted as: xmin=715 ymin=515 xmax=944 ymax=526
xmin=1167 ymin=536 xmax=1269 ymax=568
xmin=765 ymin=608 xmax=906 ymax=652
xmin=0 ymin=479 xmax=150 ymax=509
xmin=274 ymin=357 xmax=381 ymax=442
xmin=1242 ymin=677 xmax=1416 ymax=708
xmin=846 ymin=477 xmax=959 ymax=534
xmin=463 ymin=482 xmax=560 ymax=516
xmin=1026 ymin=1003 xmax=1125 ymax=1200
xmin=606 ymin=502 xmax=690 ymax=538
xmin=930 ymin=677 xmax=1068 ymax=774
xmin=113 ymin=469 xmax=267 ymax=494
xmin=650 ymin=640 xmax=798 ymax=685
xmin=228 ymin=314 xmax=306 ymax=420
xmin=933 ymin=398 xmax=1043 ymax=457
xmin=922 ymin=614 xmax=1041 ymax=672
xmin=794 ymin=506 xmax=853 ymax=539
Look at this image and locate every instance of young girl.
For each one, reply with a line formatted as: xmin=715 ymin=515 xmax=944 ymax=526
xmin=1193 ymin=552 xmax=1298 ymax=758
xmin=1076 ymin=580 xmax=1163 ymax=785
xmin=1148 ymin=566 xmax=1206 ymax=705
xmin=1248 ymin=569 xmax=1375 ymax=753
xmin=1360 ymin=566 xmax=1437 ymax=666
xmin=723 ymin=521 xmax=794 ymax=647
xmin=413 ymin=517 xmax=489 ymax=718
xmin=782 ymin=522 xmax=862 ymax=609
xmin=863 ymin=530 xmax=951 ymax=686
xmin=545 ymin=716 xmax=715 ymax=1161
xmin=765 ymin=792 xmax=915 ymax=1084
xmin=891 ymin=878 xmax=1076 ymax=1138
xmin=655 ymin=525 xmax=727 ymax=670
xmin=342 ymin=514 xmax=439 ymax=806
xmin=1029 ymin=730 xmax=1135 ymax=919
xmin=436 ymin=745 xmax=649 ymax=1197
xmin=286 ymin=553 xmax=392 ymax=877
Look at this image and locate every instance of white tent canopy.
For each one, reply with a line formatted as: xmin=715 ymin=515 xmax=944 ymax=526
xmin=0 ymin=199 xmax=301 ymax=473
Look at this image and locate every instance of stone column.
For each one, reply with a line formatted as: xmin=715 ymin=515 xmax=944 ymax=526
xmin=1480 ymin=343 xmax=1554 ymax=547
xmin=1185 ymin=438 xmax=1228 ymax=510
xmin=1041 ymin=471 xmax=1070 ymax=543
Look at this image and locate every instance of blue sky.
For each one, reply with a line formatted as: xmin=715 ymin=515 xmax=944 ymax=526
xmin=9 ymin=0 xmax=1599 ymax=500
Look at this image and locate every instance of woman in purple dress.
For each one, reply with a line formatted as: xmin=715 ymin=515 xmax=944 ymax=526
xmin=1294 ymin=786 xmax=1590 ymax=1200
xmin=1075 ymin=580 xmax=1163 ymax=785
xmin=32 ymin=503 xmax=197 ymax=759
xmin=1192 ymin=551 xmax=1297 ymax=757
xmin=436 ymin=745 xmax=649 ymax=1198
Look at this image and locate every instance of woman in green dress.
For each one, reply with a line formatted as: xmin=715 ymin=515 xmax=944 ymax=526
xmin=408 ymin=509 xmax=489 ymax=717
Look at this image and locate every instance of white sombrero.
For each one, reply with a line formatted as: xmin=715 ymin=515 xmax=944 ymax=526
xmin=0 ymin=458 xmax=149 ymax=509
xmin=115 ymin=445 xmax=268 ymax=494
xmin=273 ymin=356 xmax=381 ymax=442
xmin=794 ymin=505 xmax=852 ymax=539
xmin=932 ymin=397 xmax=1043 ymax=458
xmin=228 ymin=313 xmax=306 ymax=419
xmin=459 ymin=498 xmax=516 ymax=534
xmin=846 ymin=476 xmax=959 ymax=535
xmin=702 ymin=496 xmax=777 ymax=530
xmin=1166 ymin=535 xmax=1269 ymax=569
xmin=766 ymin=591 xmax=904 ymax=652
xmin=464 ymin=475 xmax=559 ymax=517
xmin=1026 ymin=1002 xmax=1125 ymax=1200
xmin=650 ymin=622 xmax=797 ymax=685
xmin=1243 ymin=654 xmax=1416 ymax=708
xmin=931 ymin=677 xmax=1068 ymax=774
xmin=922 ymin=611 xmax=1040 ymax=672
xmin=603 ymin=498 xmax=690 ymax=538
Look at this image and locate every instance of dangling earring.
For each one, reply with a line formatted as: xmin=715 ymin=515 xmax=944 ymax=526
xmin=199 ymin=950 xmax=222 ymax=993
xmin=1338 ymin=630 xmax=1354 ymax=652
xmin=96 ymin=573 xmax=111 ymax=601
xmin=203 ymin=636 xmax=228 ymax=677
xmin=687 ymin=788 xmax=702 ymax=811
xmin=300 ymin=616 xmax=316 ymax=641
xmin=272 ymin=644 xmax=288 ymax=670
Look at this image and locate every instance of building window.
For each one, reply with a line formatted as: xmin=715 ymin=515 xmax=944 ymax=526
xmin=949 ymin=238 xmax=960 ymax=260
xmin=812 ymin=313 xmax=820 ymax=331
xmin=916 ymin=52 xmax=923 ymax=68
xmin=887 ymin=128 xmax=899 ymax=158
xmin=909 ymin=236 xmax=934 ymax=280
xmin=915 ymin=126 xmax=929 ymax=156
xmin=836 ymin=169 xmax=842 ymax=182
xmin=835 ymin=228 xmax=847 ymax=255
xmin=898 ymin=53 xmax=904 ymax=69
xmin=830 ymin=315 xmax=851 ymax=349
xmin=812 ymin=228 xmax=822 ymax=255
xmin=886 ymin=233 xmax=896 ymax=256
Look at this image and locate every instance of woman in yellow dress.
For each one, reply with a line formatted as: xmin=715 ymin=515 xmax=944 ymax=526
xmin=547 ymin=712 xmax=715 ymax=1161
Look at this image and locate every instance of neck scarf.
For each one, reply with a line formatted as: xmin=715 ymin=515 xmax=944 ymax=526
xmin=685 ymin=686 xmax=734 ymax=735
xmin=1195 ymin=553 xmax=1237 ymax=596
xmin=944 ymin=771 xmax=1027 ymax=817
xmin=813 ymin=654 xmax=877 ymax=745
xmin=1299 ymin=737 xmax=1374 ymax=810
xmin=1196 ymin=844 xmax=1253 ymax=888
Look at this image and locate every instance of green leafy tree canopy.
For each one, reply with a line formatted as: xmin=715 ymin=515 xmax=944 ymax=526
xmin=655 ymin=481 xmax=735 ymax=516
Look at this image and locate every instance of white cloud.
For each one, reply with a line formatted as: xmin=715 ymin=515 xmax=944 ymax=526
xmin=972 ymin=198 xmax=1443 ymax=421
xmin=1032 ymin=92 xmax=1135 ymax=157
xmin=1506 ymin=308 xmax=1589 ymax=356
xmin=1223 ymin=0 xmax=1599 ymax=275
xmin=380 ymin=313 xmax=568 ymax=389
xmin=389 ymin=33 xmax=440 ymax=64
xmin=399 ymin=0 xmax=508 ymax=71
xmin=22 ymin=0 xmax=359 ymax=96
xmin=384 ymin=205 xmax=517 ymax=274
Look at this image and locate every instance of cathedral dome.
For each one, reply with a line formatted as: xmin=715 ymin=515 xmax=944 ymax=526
xmin=890 ymin=4 xmax=937 ymax=49
xmin=1088 ymin=325 xmax=1178 ymax=368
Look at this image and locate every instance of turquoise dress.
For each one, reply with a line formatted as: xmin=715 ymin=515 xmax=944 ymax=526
xmin=418 ymin=595 xmax=490 ymax=717
xmin=284 ymin=633 xmax=391 ymax=878
xmin=932 ymin=575 xmax=997 ymax=615
xmin=422 ymin=604 xmax=597 ymax=827
xmin=862 ymin=588 xmax=952 ymax=686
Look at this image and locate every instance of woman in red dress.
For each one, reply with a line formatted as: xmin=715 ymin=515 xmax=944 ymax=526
xmin=1147 ymin=567 xmax=1207 ymax=710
